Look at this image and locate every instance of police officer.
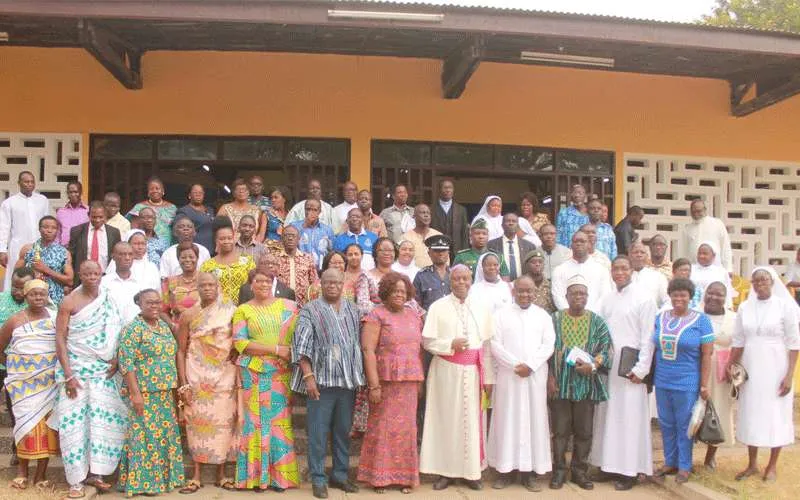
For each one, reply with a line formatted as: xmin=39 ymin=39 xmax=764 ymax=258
xmin=413 ymin=234 xmax=452 ymax=311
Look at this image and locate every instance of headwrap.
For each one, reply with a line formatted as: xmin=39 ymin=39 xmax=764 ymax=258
xmin=23 ymin=279 xmax=49 ymax=296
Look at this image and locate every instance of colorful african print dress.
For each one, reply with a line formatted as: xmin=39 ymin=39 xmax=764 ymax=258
xmin=127 ymin=202 xmax=177 ymax=244
xmin=117 ymin=316 xmax=185 ymax=497
xmin=220 ymin=204 xmax=262 ymax=241
xmin=200 ymin=255 xmax=255 ymax=305
xmin=24 ymin=240 xmax=68 ymax=304
xmin=185 ymin=299 xmax=237 ymax=465
xmin=162 ymin=276 xmax=199 ymax=324
xmin=232 ymin=300 xmax=300 ymax=490
xmin=5 ymin=311 xmax=59 ymax=460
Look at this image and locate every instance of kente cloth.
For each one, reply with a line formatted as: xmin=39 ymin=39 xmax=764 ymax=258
xmin=48 ymin=289 xmax=129 ymax=486
xmin=5 ymin=310 xmax=58 ymax=446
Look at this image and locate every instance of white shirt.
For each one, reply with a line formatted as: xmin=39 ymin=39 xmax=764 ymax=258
xmin=551 ymin=257 xmax=612 ymax=312
xmin=159 ymin=243 xmax=211 ymax=278
xmin=541 ymin=244 xmax=572 ymax=280
xmin=633 ymin=267 xmax=669 ymax=308
xmin=100 ymin=271 xmax=147 ymax=323
xmin=680 ymin=215 xmax=733 ymax=272
xmin=590 ymin=250 xmax=611 ymax=271
xmin=284 ymin=199 xmax=335 ymax=227
xmin=391 ymin=260 xmax=419 ymax=282
xmin=332 ymin=201 xmax=358 ymax=233
xmin=0 ymin=192 xmax=50 ymax=290
xmin=107 ymin=258 xmax=161 ymax=292
xmin=438 ymin=199 xmax=453 ymax=214
xmin=87 ymin=225 xmax=110 ymax=272
xmin=502 ymin=235 xmax=523 ymax=280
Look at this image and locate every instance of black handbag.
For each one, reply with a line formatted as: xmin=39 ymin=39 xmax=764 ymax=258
xmin=696 ymin=399 xmax=725 ymax=445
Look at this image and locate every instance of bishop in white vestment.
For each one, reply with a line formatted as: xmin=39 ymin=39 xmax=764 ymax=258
xmin=488 ymin=276 xmax=554 ymax=491
xmin=590 ymin=257 xmax=657 ymax=489
xmin=0 ymin=174 xmax=50 ymax=291
xmin=420 ymin=265 xmax=494 ymax=491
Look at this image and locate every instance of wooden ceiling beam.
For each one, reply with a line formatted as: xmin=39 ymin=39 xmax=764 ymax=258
xmin=441 ymin=35 xmax=484 ymax=99
xmin=79 ymin=19 xmax=143 ymax=89
xmin=731 ymin=74 xmax=800 ymax=117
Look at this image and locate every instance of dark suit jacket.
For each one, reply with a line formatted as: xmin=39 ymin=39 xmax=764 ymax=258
xmin=238 ymin=279 xmax=296 ymax=305
xmin=487 ymin=235 xmax=537 ymax=280
xmin=69 ymin=223 xmax=121 ymax=286
xmin=431 ymin=200 xmax=470 ymax=254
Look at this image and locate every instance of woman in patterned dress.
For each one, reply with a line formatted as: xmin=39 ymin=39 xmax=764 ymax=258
xmin=218 ymin=179 xmax=266 ymax=243
xmin=519 ymin=192 xmax=551 ymax=233
xmin=306 ymin=251 xmax=352 ymax=302
xmin=232 ymin=269 xmax=300 ymax=491
xmin=139 ymin=207 xmax=170 ymax=265
xmin=266 ymin=186 xmax=291 ymax=242
xmin=162 ymin=243 xmax=200 ymax=331
xmin=127 ymin=177 xmax=177 ymax=244
xmin=177 ymin=273 xmax=237 ymax=493
xmin=117 ymin=289 xmax=185 ymax=497
xmin=358 ymin=272 xmax=424 ymax=493
xmin=200 ymin=224 xmax=255 ymax=305
xmin=15 ymin=216 xmax=73 ymax=305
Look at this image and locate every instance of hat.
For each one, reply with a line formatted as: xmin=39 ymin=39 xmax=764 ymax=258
xmin=425 ymin=234 xmax=452 ymax=251
xmin=523 ymin=249 xmax=544 ymax=264
xmin=566 ymin=274 xmax=588 ymax=290
xmin=470 ymin=218 xmax=487 ymax=230
xmin=23 ymin=279 xmax=49 ymax=296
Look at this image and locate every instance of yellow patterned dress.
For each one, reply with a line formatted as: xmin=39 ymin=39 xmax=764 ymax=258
xmin=200 ymin=255 xmax=255 ymax=305
xmin=232 ymin=300 xmax=300 ymax=490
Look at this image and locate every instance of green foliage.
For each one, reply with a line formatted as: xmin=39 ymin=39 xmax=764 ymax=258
xmin=701 ymin=0 xmax=800 ymax=33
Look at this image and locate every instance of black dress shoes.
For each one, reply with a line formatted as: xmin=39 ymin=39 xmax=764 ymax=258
xmin=492 ymin=474 xmax=513 ymax=490
xmin=432 ymin=476 xmax=452 ymax=490
xmin=550 ymin=470 xmax=566 ymax=489
xmin=463 ymin=479 xmax=483 ymax=490
xmin=614 ymin=476 xmax=635 ymax=491
xmin=329 ymin=480 xmax=359 ymax=493
xmin=571 ymin=474 xmax=594 ymax=490
xmin=312 ymin=484 xmax=328 ymax=499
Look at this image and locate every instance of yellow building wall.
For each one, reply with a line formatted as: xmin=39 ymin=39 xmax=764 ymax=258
xmin=2 ymin=47 xmax=800 ymax=221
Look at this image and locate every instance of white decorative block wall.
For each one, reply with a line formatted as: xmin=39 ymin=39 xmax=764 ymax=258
xmin=0 ymin=133 xmax=83 ymax=214
xmin=624 ymin=153 xmax=800 ymax=276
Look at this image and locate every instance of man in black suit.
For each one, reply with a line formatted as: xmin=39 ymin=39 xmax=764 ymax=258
xmin=238 ymin=252 xmax=296 ymax=304
xmin=68 ymin=201 xmax=121 ymax=286
xmin=430 ymin=179 xmax=470 ymax=255
xmin=487 ymin=212 xmax=536 ymax=281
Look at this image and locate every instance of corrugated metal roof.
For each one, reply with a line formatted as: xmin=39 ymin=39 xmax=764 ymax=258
xmin=330 ymin=0 xmax=800 ymax=37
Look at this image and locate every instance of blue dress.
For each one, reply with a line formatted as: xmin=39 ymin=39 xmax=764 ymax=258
xmin=556 ymin=205 xmax=589 ymax=247
xmin=146 ymin=236 xmax=170 ymax=265
xmin=266 ymin=209 xmax=285 ymax=241
xmin=24 ymin=240 xmax=68 ymax=304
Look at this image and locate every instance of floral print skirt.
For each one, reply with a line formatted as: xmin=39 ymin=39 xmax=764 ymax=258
xmin=117 ymin=390 xmax=185 ymax=497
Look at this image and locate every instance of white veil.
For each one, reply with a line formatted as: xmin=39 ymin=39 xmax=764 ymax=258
xmin=471 ymin=195 xmax=503 ymax=240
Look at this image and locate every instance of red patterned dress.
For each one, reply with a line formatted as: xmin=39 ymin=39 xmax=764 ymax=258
xmin=357 ymin=304 xmax=424 ymax=488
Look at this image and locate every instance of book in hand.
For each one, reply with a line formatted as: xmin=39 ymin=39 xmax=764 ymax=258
xmin=617 ymin=346 xmax=641 ymax=378
xmin=565 ymin=346 xmax=593 ymax=367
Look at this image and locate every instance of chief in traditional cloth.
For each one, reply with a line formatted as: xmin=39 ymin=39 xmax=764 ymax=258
xmin=50 ymin=261 xmax=128 ymax=497
xmin=0 ymin=280 xmax=58 ymax=489
xmin=549 ymin=275 xmax=612 ymax=491
xmin=176 ymin=273 xmax=237 ymax=492
xmin=488 ymin=276 xmax=555 ymax=492
xmin=590 ymin=256 xmax=656 ymax=490
xmin=420 ymin=264 xmax=495 ymax=491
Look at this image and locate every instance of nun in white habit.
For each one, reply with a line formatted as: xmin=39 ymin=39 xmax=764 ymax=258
xmin=691 ymin=240 xmax=734 ymax=309
xmin=468 ymin=252 xmax=512 ymax=314
xmin=471 ymin=195 xmax=504 ymax=241
xmin=728 ymin=266 xmax=799 ymax=482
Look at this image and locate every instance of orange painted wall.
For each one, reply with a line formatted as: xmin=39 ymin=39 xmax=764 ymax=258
xmin=2 ymin=47 xmax=800 ymax=219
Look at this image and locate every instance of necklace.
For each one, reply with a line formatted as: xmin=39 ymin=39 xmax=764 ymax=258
xmin=181 ymin=273 xmax=197 ymax=285
xmin=147 ymin=199 xmax=164 ymax=207
xmin=753 ymin=298 xmax=770 ymax=336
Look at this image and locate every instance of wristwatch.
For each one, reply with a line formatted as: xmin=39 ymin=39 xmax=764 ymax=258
xmin=591 ymin=362 xmax=598 ymax=373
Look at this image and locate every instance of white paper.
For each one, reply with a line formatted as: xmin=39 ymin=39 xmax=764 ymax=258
xmin=565 ymin=346 xmax=593 ymax=366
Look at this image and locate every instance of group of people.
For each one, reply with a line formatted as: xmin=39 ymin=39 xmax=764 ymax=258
xmin=0 ymin=171 xmax=797 ymax=498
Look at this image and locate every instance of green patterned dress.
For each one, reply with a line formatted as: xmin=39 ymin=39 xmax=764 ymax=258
xmin=117 ymin=316 xmax=185 ymax=496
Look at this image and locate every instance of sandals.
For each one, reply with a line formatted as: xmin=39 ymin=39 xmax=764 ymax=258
xmin=180 ymin=479 xmax=202 ymax=494
xmin=373 ymin=486 xmax=412 ymax=494
xmin=374 ymin=487 xmax=386 ymax=494
xmin=9 ymin=477 xmax=28 ymax=490
xmin=654 ymin=466 xmax=678 ymax=478
xmin=85 ymin=476 xmax=113 ymax=493
xmin=735 ymin=468 xmax=759 ymax=481
xmin=215 ymin=477 xmax=236 ymax=491
xmin=66 ymin=485 xmax=86 ymax=499
xmin=35 ymin=480 xmax=54 ymax=491
xmin=401 ymin=487 xmax=412 ymax=494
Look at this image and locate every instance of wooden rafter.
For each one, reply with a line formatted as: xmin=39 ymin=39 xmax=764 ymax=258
xmin=731 ymin=74 xmax=800 ymax=117
xmin=79 ymin=19 xmax=143 ymax=89
xmin=441 ymin=35 xmax=485 ymax=99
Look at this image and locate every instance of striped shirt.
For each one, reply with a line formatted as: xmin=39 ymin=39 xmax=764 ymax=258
xmin=291 ymin=298 xmax=365 ymax=393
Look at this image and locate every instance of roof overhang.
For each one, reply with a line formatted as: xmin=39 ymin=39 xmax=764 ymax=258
xmin=2 ymin=0 xmax=800 ymax=115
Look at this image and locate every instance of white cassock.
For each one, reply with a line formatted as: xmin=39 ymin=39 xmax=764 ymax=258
xmin=0 ymin=192 xmax=50 ymax=290
xmin=590 ymin=282 xmax=656 ymax=477
xmin=284 ymin=199 xmax=335 ymax=227
xmin=420 ymin=294 xmax=494 ymax=480
xmin=488 ymin=303 xmax=554 ymax=475
xmin=551 ymin=258 xmax=612 ymax=312
xmin=633 ymin=267 xmax=669 ymax=308
xmin=468 ymin=279 xmax=512 ymax=314
xmin=679 ymin=216 xmax=733 ymax=272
